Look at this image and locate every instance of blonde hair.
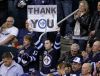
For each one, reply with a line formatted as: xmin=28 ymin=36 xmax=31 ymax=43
xmin=82 ymin=63 xmax=92 ymax=73
xmin=79 ymin=0 xmax=89 ymax=13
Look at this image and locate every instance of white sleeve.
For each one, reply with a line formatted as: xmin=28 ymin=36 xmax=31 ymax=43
xmin=10 ymin=27 xmax=19 ymax=37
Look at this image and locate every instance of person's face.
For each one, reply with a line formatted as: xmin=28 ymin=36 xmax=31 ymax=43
xmin=71 ymin=46 xmax=78 ymax=56
xmin=92 ymin=42 xmax=100 ymax=52
xmin=79 ymin=3 xmax=86 ymax=12
xmin=86 ymin=44 xmax=91 ymax=53
xmin=97 ymin=2 xmax=100 ymax=11
xmin=71 ymin=50 xmax=78 ymax=56
xmin=44 ymin=40 xmax=53 ymax=50
xmin=57 ymin=65 xmax=66 ymax=75
xmin=65 ymin=67 xmax=71 ymax=74
xmin=72 ymin=62 xmax=81 ymax=72
xmin=23 ymin=38 xmax=31 ymax=47
xmin=2 ymin=58 xmax=12 ymax=67
xmin=81 ymin=64 xmax=90 ymax=75
xmin=6 ymin=17 xmax=14 ymax=27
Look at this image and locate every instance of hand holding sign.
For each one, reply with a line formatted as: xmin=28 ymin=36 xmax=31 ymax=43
xmin=27 ymin=5 xmax=57 ymax=32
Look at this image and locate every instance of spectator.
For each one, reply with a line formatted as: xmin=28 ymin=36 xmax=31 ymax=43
xmin=82 ymin=51 xmax=89 ymax=63
xmin=89 ymin=0 xmax=100 ymax=41
xmin=57 ymin=0 xmax=73 ymax=38
xmin=0 ymin=16 xmax=18 ymax=46
xmin=70 ymin=57 xmax=82 ymax=76
xmin=81 ymin=41 xmax=100 ymax=75
xmin=30 ymin=0 xmax=57 ymax=43
xmin=81 ymin=43 xmax=92 ymax=63
xmin=72 ymin=0 xmax=90 ymax=51
xmin=56 ymin=62 xmax=67 ymax=76
xmin=81 ymin=44 xmax=92 ymax=63
xmin=55 ymin=62 xmax=71 ymax=76
xmin=18 ymin=35 xmax=41 ymax=73
xmin=89 ymin=41 xmax=100 ymax=63
xmin=14 ymin=0 xmax=32 ymax=28
xmin=62 ymin=0 xmax=73 ymax=38
xmin=17 ymin=19 xmax=32 ymax=45
xmin=0 ymin=52 xmax=24 ymax=76
xmin=86 ymin=0 xmax=98 ymax=15
xmin=64 ymin=63 xmax=71 ymax=76
xmin=59 ymin=43 xmax=82 ymax=64
xmin=81 ymin=63 xmax=92 ymax=76
xmin=40 ymin=30 xmax=61 ymax=75
xmin=85 ymin=43 xmax=92 ymax=54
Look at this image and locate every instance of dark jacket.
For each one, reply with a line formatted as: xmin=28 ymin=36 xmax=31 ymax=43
xmin=89 ymin=11 xmax=100 ymax=31
xmin=89 ymin=51 xmax=100 ymax=63
xmin=58 ymin=51 xmax=82 ymax=64
xmin=18 ymin=33 xmax=44 ymax=72
xmin=72 ymin=13 xmax=90 ymax=36
xmin=18 ymin=45 xmax=40 ymax=72
xmin=89 ymin=11 xmax=100 ymax=40
xmin=95 ymin=19 xmax=100 ymax=40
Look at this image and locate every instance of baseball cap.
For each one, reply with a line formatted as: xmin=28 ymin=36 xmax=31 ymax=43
xmin=73 ymin=57 xmax=82 ymax=64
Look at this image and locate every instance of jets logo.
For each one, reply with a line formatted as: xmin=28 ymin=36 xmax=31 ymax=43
xmin=43 ymin=55 xmax=52 ymax=67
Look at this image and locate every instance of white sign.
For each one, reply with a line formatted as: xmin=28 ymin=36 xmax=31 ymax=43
xmin=27 ymin=5 xmax=57 ymax=32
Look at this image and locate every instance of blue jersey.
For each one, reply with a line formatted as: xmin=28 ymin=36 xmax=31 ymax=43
xmin=18 ymin=33 xmax=43 ymax=73
xmin=41 ymin=32 xmax=61 ymax=74
xmin=18 ymin=46 xmax=39 ymax=72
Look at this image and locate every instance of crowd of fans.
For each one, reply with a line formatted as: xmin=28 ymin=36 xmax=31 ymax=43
xmin=0 ymin=0 xmax=100 ymax=76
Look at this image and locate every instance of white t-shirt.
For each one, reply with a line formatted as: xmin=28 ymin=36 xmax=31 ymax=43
xmin=0 ymin=26 xmax=18 ymax=43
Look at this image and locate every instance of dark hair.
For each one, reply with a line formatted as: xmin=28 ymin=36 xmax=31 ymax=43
xmin=45 ymin=38 xmax=53 ymax=43
xmin=2 ymin=52 xmax=14 ymax=59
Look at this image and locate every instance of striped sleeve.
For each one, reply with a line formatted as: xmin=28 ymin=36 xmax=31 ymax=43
xmin=54 ymin=32 xmax=61 ymax=50
xmin=34 ymin=33 xmax=45 ymax=50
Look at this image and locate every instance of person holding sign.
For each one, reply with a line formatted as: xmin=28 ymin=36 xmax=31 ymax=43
xmin=40 ymin=28 xmax=61 ymax=75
